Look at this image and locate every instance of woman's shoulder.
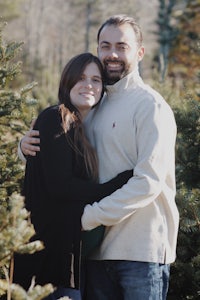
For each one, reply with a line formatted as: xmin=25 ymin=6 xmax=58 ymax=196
xmin=37 ymin=105 xmax=60 ymax=122
xmin=34 ymin=105 xmax=62 ymax=132
xmin=38 ymin=105 xmax=60 ymax=119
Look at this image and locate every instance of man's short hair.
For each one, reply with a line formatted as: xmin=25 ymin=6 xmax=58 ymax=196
xmin=97 ymin=14 xmax=143 ymax=47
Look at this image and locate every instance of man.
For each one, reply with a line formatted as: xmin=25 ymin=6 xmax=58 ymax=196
xmin=19 ymin=15 xmax=179 ymax=300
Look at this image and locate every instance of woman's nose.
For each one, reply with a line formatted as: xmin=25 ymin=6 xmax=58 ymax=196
xmin=84 ymin=78 xmax=93 ymax=88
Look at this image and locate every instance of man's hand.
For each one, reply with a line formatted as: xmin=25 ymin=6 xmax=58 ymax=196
xmin=21 ymin=129 xmax=40 ymax=156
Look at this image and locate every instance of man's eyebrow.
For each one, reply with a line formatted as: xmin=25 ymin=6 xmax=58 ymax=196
xmin=100 ymin=41 xmax=128 ymax=45
xmin=117 ymin=42 xmax=128 ymax=45
xmin=100 ymin=41 xmax=110 ymax=45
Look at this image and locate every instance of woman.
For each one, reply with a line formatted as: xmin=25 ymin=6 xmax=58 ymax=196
xmin=13 ymin=53 xmax=132 ymax=300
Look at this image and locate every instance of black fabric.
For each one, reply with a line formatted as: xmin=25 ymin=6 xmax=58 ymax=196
xmin=14 ymin=105 xmax=132 ymax=290
xmin=81 ymin=225 xmax=105 ymax=258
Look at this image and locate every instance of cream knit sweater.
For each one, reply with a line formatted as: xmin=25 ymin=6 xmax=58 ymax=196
xmin=81 ymin=69 xmax=179 ymax=264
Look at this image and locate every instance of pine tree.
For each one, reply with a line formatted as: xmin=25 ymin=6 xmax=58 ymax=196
xmin=150 ymin=78 xmax=200 ymax=299
xmin=154 ymin=2 xmax=200 ymax=297
xmin=168 ymin=98 xmax=200 ymax=300
xmin=0 ymin=22 xmax=54 ymax=300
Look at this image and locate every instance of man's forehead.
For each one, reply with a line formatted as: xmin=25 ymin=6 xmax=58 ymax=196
xmin=98 ymin=24 xmax=137 ymax=44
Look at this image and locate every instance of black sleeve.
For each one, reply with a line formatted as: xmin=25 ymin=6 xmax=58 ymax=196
xmin=31 ymin=106 xmax=132 ymax=206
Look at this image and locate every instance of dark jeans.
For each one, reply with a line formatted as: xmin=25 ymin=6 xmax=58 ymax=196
xmin=85 ymin=260 xmax=170 ymax=300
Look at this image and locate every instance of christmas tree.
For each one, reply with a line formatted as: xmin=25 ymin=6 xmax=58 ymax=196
xmin=0 ymin=21 xmax=54 ymax=300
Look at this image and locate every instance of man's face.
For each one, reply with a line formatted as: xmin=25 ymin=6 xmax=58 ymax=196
xmin=97 ymin=23 xmax=144 ymax=85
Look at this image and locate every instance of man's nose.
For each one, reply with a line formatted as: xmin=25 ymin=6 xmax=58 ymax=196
xmin=108 ymin=48 xmax=119 ymax=59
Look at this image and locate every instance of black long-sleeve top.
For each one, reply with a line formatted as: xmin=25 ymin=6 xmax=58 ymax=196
xmin=14 ymin=105 xmax=131 ymax=290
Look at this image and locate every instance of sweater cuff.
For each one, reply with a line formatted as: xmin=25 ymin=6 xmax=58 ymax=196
xmin=81 ymin=204 xmax=101 ymax=231
xmin=18 ymin=140 xmax=27 ymax=163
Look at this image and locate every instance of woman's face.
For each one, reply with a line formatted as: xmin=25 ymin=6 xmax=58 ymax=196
xmin=70 ymin=62 xmax=103 ymax=118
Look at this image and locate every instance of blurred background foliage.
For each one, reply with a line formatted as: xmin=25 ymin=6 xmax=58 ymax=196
xmin=0 ymin=0 xmax=199 ymax=299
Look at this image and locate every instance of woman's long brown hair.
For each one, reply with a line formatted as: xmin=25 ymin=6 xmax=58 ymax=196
xmin=58 ymin=53 xmax=105 ymax=181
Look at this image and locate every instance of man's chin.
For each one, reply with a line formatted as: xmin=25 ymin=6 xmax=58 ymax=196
xmin=105 ymin=71 xmax=122 ymax=85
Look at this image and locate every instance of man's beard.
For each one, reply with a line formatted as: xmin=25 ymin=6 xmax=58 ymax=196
xmin=103 ymin=60 xmax=130 ymax=85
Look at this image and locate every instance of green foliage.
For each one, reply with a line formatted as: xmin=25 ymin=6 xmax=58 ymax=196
xmin=0 ymin=194 xmax=42 ymax=267
xmin=3 ymin=282 xmax=54 ymax=300
xmin=169 ymin=186 xmax=200 ymax=299
xmin=152 ymin=77 xmax=200 ymax=299
xmin=0 ymin=22 xmax=37 ymax=205
xmin=169 ymin=98 xmax=200 ymax=299
xmin=154 ymin=3 xmax=200 ymax=294
xmin=174 ymin=98 xmax=200 ymax=188
xmin=0 ymin=22 xmax=55 ymax=299
xmin=0 ymin=195 xmax=53 ymax=299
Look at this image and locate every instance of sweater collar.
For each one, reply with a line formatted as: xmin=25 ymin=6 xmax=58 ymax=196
xmin=106 ymin=67 xmax=143 ymax=95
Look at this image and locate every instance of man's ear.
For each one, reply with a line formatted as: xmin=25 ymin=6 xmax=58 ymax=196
xmin=137 ymin=46 xmax=145 ymax=62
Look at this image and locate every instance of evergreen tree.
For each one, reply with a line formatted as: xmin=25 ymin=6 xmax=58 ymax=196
xmin=0 ymin=22 xmax=54 ymax=300
xmin=168 ymin=98 xmax=200 ymax=300
xmin=154 ymin=2 xmax=200 ymax=297
xmin=151 ymin=78 xmax=200 ymax=299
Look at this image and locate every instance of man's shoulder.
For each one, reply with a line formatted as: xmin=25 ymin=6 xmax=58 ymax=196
xmin=126 ymin=82 xmax=175 ymax=121
xmin=134 ymin=83 xmax=163 ymax=102
xmin=133 ymin=83 xmax=174 ymax=111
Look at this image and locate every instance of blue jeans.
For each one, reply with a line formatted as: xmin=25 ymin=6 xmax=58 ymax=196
xmin=85 ymin=260 xmax=170 ymax=300
xmin=44 ymin=286 xmax=81 ymax=300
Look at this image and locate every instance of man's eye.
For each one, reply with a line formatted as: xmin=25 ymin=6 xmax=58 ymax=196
xmin=101 ymin=45 xmax=109 ymax=49
xmin=118 ymin=45 xmax=128 ymax=51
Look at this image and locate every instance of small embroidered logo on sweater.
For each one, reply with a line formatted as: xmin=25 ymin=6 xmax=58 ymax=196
xmin=112 ymin=122 xmax=116 ymax=128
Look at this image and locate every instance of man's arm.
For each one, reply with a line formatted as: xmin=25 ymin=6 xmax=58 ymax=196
xmin=81 ymin=99 xmax=177 ymax=230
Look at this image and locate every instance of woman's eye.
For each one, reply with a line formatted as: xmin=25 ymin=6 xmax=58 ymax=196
xmin=92 ymin=78 xmax=102 ymax=83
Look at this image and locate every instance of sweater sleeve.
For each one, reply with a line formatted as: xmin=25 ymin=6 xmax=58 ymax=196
xmin=81 ymin=99 xmax=177 ymax=230
xmin=27 ymin=106 xmax=131 ymax=207
xmin=17 ymin=140 xmax=26 ymax=163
